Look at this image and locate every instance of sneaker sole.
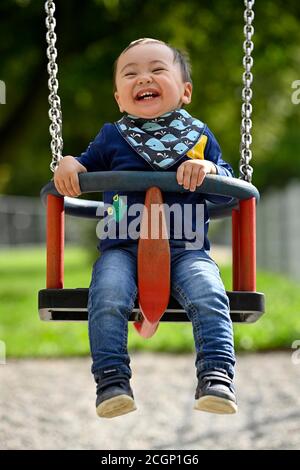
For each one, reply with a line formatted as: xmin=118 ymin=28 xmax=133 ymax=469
xmin=96 ymin=394 xmax=137 ymax=419
xmin=194 ymin=395 xmax=238 ymax=414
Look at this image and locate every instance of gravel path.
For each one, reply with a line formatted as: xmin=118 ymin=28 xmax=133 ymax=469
xmin=0 ymin=352 xmax=300 ymax=450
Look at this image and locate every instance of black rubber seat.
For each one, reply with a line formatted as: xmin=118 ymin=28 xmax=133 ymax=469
xmin=39 ymin=288 xmax=265 ymax=323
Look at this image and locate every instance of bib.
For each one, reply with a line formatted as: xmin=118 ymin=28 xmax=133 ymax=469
xmin=115 ymin=108 xmax=206 ymax=170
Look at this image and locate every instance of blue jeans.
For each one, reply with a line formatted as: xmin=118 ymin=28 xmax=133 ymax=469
xmin=88 ymin=243 xmax=235 ymax=379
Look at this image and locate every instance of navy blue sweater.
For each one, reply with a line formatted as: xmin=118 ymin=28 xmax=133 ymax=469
xmin=76 ymin=122 xmax=234 ymax=252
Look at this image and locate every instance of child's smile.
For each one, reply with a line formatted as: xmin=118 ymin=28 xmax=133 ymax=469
xmin=135 ymin=89 xmax=160 ymax=101
xmin=134 ymin=87 xmax=162 ymax=110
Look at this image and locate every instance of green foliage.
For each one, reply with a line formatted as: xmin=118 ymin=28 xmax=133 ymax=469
xmin=0 ymin=247 xmax=300 ymax=357
xmin=1 ymin=0 xmax=300 ymax=196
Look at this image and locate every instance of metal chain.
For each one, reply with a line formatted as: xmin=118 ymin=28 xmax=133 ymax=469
xmin=239 ymin=0 xmax=255 ymax=182
xmin=45 ymin=0 xmax=63 ymax=172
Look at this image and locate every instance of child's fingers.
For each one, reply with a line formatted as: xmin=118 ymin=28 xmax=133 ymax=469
xmin=70 ymin=173 xmax=81 ymax=196
xmin=60 ymin=179 xmax=74 ymax=197
xmin=53 ymin=176 xmax=65 ymax=196
xmin=182 ymin=164 xmax=192 ymax=190
xmin=64 ymin=176 xmax=80 ymax=197
xmin=196 ymin=168 xmax=206 ymax=187
xmin=176 ymin=164 xmax=185 ymax=185
xmin=54 ymin=182 xmax=63 ymax=196
xmin=54 ymin=177 xmax=76 ymax=197
xmin=189 ymin=168 xmax=200 ymax=191
xmin=177 ymin=162 xmax=207 ymax=191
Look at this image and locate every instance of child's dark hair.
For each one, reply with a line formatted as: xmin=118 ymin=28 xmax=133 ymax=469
xmin=112 ymin=38 xmax=192 ymax=93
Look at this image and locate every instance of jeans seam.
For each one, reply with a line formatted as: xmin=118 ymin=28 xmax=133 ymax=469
xmin=122 ymin=286 xmax=137 ymax=352
xmin=173 ymin=282 xmax=204 ymax=352
xmin=125 ymin=286 xmax=138 ymax=317
xmin=173 ymin=283 xmax=197 ymax=316
xmin=87 ymin=261 xmax=99 ymax=348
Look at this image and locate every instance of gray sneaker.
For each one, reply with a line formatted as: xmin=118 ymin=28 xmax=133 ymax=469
xmin=194 ymin=370 xmax=237 ymax=414
xmin=95 ymin=368 xmax=136 ymax=419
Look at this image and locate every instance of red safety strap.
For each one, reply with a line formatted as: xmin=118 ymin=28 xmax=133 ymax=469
xmin=135 ymin=187 xmax=170 ymax=338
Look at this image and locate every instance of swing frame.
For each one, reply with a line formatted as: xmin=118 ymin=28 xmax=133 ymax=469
xmin=40 ymin=1 xmax=265 ymax=332
xmin=38 ymin=171 xmax=265 ymax=324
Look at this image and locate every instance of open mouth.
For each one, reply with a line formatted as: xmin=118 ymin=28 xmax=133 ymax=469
xmin=135 ymin=90 xmax=160 ymax=101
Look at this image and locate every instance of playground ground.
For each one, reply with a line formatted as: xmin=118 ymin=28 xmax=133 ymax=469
xmin=0 ymin=351 xmax=300 ymax=450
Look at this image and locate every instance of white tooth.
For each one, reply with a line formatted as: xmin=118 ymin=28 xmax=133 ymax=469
xmin=137 ymin=91 xmax=158 ymax=100
xmin=140 ymin=92 xmax=154 ymax=97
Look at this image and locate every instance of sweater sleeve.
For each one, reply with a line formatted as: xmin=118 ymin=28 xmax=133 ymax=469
xmin=75 ymin=124 xmax=111 ymax=172
xmin=203 ymin=127 xmax=235 ymax=204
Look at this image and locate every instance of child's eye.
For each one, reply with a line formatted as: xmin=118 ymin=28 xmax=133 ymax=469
xmin=124 ymin=72 xmax=136 ymax=77
xmin=153 ymin=68 xmax=165 ymax=73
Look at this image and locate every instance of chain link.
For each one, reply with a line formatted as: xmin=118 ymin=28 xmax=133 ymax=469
xmin=239 ymin=0 xmax=255 ymax=182
xmin=45 ymin=0 xmax=63 ymax=172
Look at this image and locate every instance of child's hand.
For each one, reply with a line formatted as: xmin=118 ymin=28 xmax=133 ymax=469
xmin=176 ymin=160 xmax=217 ymax=192
xmin=53 ymin=156 xmax=87 ymax=197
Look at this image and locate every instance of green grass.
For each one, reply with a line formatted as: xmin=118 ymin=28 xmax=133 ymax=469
xmin=0 ymin=246 xmax=300 ymax=357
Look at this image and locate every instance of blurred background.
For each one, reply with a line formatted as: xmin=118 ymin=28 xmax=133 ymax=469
xmin=0 ymin=0 xmax=300 ymax=358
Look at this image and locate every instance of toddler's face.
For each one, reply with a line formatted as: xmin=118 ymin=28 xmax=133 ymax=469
xmin=114 ymin=43 xmax=192 ymax=118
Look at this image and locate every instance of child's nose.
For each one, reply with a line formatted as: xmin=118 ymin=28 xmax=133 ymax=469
xmin=137 ymin=74 xmax=153 ymax=85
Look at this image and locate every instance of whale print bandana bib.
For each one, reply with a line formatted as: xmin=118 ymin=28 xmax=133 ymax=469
xmin=115 ymin=108 xmax=206 ymax=170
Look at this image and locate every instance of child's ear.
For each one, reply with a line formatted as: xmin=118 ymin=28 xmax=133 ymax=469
xmin=114 ymin=91 xmax=124 ymax=113
xmin=181 ymin=82 xmax=192 ymax=105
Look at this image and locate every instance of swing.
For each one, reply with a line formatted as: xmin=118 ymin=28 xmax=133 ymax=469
xmin=39 ymin=0 xmax=265 ymax=338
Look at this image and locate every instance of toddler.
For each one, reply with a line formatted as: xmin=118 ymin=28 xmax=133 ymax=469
xmin=54 ymin=38 xmax=237 ymax=418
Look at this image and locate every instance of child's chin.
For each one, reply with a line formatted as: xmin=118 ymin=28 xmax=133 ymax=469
xmin=134 ymin=104 xmax=166 ymax=118
xmin=137 ymin=111 xmax=163 ymax=119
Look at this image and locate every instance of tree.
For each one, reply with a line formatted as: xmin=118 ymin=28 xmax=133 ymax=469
xmin=0 ymin=0 xmax=300 ymax=196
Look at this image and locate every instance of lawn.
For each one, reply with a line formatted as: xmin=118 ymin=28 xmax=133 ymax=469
xmin=0 ymin=246 xmax=300 ymax=357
